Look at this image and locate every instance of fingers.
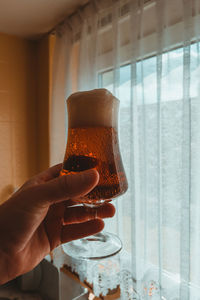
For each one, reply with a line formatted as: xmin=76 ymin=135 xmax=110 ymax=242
xmin=19 ymin=164 xmax=63 ymax=190
xmin=63 ymin=203 xmax=115 ymax=224
xmin=32 ymin=164 xmax=63 ymax=183
xmin=61 ymin=219 xmax=104 ymax=243
xmin=64 ymin=200 xmax=77 ymax=207
xmin=28 ymin=169 xmax=99 ymax=206
xmin=38 ymin=164 xmax=63 ymax=181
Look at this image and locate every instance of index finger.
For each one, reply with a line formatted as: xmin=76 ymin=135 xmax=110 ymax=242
xmin=26 ymin=169 xmax=99 ymax=206
xmin=37 ymin=164 xmax=63 ymax=182
xmin=23 ymin=163 xmax=63 ymax=188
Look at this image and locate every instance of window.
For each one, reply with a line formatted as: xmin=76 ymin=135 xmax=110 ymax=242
xmin=99 ymin=42 xmax=200 ymax=290
xmin=58 ymin=0 xmax=200 ymax=296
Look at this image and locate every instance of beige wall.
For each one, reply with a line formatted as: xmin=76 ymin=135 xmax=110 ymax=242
xmin=35 ymin=36 xmax=50 ymax=173
xmin=0 ymin=33 xmax=38 ymax=203
xmin=0 ymin=33 xmax=50 ymax=203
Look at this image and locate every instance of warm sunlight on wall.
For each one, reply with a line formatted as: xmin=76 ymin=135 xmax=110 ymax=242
xmin=0 ymin=33 xmax=51 ymax=203
xmin=0 ymin=33 xmax=37 ymax=203
xmin=35 ymin=36 xmax=50 ymax=173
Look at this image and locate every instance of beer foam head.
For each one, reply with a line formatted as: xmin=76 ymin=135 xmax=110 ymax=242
xmin=67 ymin=89 xmax=119 ymax=128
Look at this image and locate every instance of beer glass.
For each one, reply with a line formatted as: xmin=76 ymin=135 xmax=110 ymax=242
xmin=61 ymin=89 xmax=128 ymax=259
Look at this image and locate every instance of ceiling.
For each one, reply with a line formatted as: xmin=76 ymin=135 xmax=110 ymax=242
xmin=0 ymin=0 xmax=88 ymax=39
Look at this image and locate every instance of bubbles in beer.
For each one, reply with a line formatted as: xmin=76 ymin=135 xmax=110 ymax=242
xmin=62 ymin=155 xmax=98 ymax=172
xmin=61 ymin=126 xmax=128 ymax=205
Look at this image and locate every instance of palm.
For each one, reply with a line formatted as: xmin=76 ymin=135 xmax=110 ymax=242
xmin=0 ymin=164 xmax=115 ymax=284
xmin=19 ymin=202 xmax=65 ymax=273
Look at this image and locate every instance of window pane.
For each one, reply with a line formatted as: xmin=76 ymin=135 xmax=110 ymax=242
xmin=162 ymin=47 xmax=183 ymax=101
xmin=136 ymin=56 xmax=157 ymax=104
xmin=100 ymin=69 xmax=114 ymax=93
xmin=119 ymin=64 xmax=131 ymax=108
xmin=190 ymin=42 xmax=200 ymax=98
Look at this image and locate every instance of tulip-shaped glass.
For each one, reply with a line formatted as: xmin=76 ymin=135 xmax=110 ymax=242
xmin=61 ymin=89 xmax=128 ymax=259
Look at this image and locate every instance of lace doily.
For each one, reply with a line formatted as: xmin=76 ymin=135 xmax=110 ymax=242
xmin=63 ymin=253 xmax=121 ymax=297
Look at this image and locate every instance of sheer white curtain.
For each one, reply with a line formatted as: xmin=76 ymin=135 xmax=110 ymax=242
xmin=51 ymin=0 xmax=200 ymax=298
xmin=50 ymin=26 xmax=72 ymax=166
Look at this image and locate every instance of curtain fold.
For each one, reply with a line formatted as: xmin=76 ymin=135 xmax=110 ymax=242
xmin=50 ymin=0 xmax=200 ymax=298
xmin=180 ymin=1 xmax=193 ymax=298
xmin=50 ymin=27 xmax=72 ymax=166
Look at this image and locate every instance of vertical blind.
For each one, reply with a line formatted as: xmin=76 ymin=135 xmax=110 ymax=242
xmin=50 ymin=0 xmax=200 ymax=298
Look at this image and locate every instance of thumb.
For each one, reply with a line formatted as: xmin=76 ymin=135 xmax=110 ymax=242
xmin=29 ymin=169 xmax=99 ymax=205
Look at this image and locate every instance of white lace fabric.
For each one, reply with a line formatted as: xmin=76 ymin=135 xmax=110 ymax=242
xmin=62 ymin=253 xmax=121 ymax=297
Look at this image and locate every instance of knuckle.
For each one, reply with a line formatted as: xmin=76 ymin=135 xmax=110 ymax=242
xmin=87 ymin=207 xmax=97 ymax=220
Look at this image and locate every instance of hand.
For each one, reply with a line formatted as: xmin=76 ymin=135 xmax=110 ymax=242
xmin=0 ymin=164 xmax=115 ymax=284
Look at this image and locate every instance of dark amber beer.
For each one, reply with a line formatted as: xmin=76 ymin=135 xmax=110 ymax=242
xmin=61 ymin=89 xmax=128 ymax=206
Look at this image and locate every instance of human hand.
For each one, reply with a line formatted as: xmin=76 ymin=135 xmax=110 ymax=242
xmin=0 ymin=164 xmax=115 ymax=284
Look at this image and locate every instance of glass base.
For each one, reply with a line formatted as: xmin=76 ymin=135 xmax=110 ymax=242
xmin=62 ymin=232 xmax=122 ymax=260
xmin=83 ymin=200 xmax=106 ymax=208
